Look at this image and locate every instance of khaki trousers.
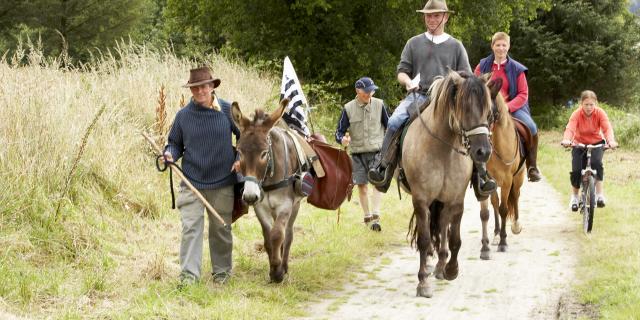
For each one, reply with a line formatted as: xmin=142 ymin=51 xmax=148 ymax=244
xmin=176 ymin=184 xmax=234 ymax=279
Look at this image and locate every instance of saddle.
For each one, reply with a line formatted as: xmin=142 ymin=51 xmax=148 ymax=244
xmin=307 ymin=137 xmax=354 ymax=210
xmin=512 ymin=117 xmax=532 ymax=170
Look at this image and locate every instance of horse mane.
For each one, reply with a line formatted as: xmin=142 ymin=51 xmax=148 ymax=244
xmin=493 ymin=93 xmax=511 ymax=127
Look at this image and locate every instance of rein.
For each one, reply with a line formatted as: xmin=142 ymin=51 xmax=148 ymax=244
xmin=487 ymin=100 xmax=518 ymax=166
xmin=413 ymin=91 xmax=489 ymax=157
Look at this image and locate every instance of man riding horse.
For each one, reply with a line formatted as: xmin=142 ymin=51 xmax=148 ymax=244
xmin=368 ymin=0 xmax=497 ymax=198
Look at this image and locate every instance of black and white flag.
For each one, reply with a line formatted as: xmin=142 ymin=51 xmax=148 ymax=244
xmin=280 ymin=56 xmax=310 ymax=136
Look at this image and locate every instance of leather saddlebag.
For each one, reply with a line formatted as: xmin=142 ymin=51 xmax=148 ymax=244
xmin=306 ymin=139 xmax=353 ymax=210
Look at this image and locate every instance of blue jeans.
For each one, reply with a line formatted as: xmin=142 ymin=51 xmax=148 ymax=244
xmin=387 ymin=93 xmax=429 ymax=132
xmin=512 ymin=108 xmax=537 ymax=135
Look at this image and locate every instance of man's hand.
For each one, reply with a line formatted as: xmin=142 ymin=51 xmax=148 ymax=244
xmin=560 ymin=140 xmax=572 ymax=147
xmin=162 ymin=151 xmax=174 ymax=164
xmin=609 ymin=141 xmax=619 ymax=149
xmin=231 ymin=160 xmax=241 ymax=172
xmin=341 ymin=134 xmax=351 ymax=147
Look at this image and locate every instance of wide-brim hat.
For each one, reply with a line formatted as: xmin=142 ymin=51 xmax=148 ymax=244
xmin=183 ymin=66 xmax=221 ymax=88
xmin=416 ymin=0 xmax=455 ymax=14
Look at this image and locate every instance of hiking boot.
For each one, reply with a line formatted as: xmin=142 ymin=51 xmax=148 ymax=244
xmin=596 ymin=195 xmax=606 ymax=208
xmin=177 ymin=273 xmax=197 ymax=290
xmin=212 ymin=271 xmax=231 ymax=285
xmin=570 ymin=196 xmax=579 ymax=212
xmin=526 ymin=134 xmax=541 ymax=182
xmin=368 ymin=127 xmax=399 ymax=188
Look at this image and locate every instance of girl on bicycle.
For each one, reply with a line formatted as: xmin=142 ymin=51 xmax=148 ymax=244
xmin=561 ymin=90 xmax=618 ymax=210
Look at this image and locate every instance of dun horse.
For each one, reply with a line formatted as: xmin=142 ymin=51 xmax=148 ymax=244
xmin=231 ymin=99 xmax=303 ymax=283
xmin=402 ymin=70 xmax=500 ymax=298
xmin=479 ymin=85 xmax=526 ymax=259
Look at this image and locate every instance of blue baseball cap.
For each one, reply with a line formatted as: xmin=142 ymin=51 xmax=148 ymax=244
xmin=355 ymin=77 xmax=379 ymax=93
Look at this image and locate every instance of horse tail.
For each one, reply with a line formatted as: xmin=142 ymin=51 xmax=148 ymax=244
xmin=429 ymin=201 xmax=443 ymax=245
xmin=408 ymin=212 xmax=417 ymax=249
xmin=408 ymin=201 xmax=443 ymax=249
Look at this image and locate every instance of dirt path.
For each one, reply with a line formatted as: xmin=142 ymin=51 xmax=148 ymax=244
xmin=301 ymin=179 xmax=579 ymax=320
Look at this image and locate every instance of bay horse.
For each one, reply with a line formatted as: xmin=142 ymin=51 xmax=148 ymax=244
xmin=231 ymin=98 xmax=304 ymax=283
xmin=402 ymin=70 xmax=500 ymax=298
xmin=479 ymin=86 xmax=526 ymax=259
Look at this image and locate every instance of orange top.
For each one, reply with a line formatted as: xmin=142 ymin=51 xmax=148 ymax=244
xmin=562 ymin=107 xmax=615 ymax=144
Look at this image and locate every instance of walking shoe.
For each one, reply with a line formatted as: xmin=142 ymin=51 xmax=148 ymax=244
xmin=177 ymin=273 xmax=197 ymax=290
xmin=596 ymin=195 xmax=606 ymax=208
xmin=569 ymin=196 xmax=579 ymax=212
xmin=212 ymin=271 xmax=231 ymax=285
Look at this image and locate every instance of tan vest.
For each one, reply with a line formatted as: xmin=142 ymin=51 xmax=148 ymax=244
xmin=344 ymin=97 xmax=385 ymax=154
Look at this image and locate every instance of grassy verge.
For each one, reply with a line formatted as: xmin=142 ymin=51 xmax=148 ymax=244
xmin=538 ymin=131 xmax=640 ymax=319
xmin=0 ymin=44 xmax=416 ymax=319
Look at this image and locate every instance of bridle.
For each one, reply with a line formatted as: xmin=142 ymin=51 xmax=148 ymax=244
xmin=242 ymin=128 xmax=298 ymax=200
xmin=414 ymin=90 xmax=491 ymax=157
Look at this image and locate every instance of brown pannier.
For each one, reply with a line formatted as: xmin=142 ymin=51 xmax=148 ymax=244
xmin=307 ymin=138 xmax=353 ymax=210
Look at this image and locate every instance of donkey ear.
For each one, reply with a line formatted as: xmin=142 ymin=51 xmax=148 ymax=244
xmin=487 ymin=78 xmax=503 ymax=100
xmin=231 ymin=102 xmax=250 ymax=131
xmin=265 ymin=98 xmax=289 ymax=128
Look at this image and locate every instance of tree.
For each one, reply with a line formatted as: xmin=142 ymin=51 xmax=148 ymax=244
xmin=165 ymin=0 xmax=550 ymax=104
xmin=507 ymin=0 xmax=640 ymax=105
xmin=0 ymin=0 xmax=154 ymax=61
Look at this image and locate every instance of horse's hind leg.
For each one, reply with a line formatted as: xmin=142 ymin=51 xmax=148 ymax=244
xmin=413 ymin=198 xmax=434 ymax=298
xmin=491 ymin=192 xmax=501 ymax=245
xmin=480 ymin=199 xmax=491 ymax=260
xmin=510 ymin=179 xmax=523 ymax=235
xmin=434 ymin=204 xmax=451 ymax=280
xmin=497 ymin=187 xmax=510 ymax=252
xmin=445 ymin=207 xmax=463 ymax=280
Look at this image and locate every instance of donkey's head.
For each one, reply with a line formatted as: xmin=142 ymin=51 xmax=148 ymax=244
xmin=231 ymin=98 xmax=289 ymax=205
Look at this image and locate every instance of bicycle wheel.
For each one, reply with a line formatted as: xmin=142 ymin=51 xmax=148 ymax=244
xmin=587 ymin=176 xmax=596 ymax=232
xmin=581 ymin=181 xmax=589 ymax=234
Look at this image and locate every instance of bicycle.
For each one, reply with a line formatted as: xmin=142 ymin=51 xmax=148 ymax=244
xmin=564 ymin=143 xmax=607 ymax=234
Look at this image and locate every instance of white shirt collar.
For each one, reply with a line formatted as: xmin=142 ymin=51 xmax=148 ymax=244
xmin=424 ymin=32 xmax=450 ymax=44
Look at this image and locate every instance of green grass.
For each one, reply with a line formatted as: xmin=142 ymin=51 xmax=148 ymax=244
xmin=539 ymin=131 xmax=640 ymax=319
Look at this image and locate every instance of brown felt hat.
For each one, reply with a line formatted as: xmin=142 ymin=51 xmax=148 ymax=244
xmin=416 ymin=0 xmax=455 ymax=14
xmin=183 ymin=66 xmax=221 ymax=88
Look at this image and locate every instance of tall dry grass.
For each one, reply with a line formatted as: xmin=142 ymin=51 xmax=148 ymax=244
xmin=0 ymin=41 xmax=278 ymax=315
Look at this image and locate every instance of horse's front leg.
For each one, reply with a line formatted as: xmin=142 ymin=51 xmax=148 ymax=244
xmin=445 ymin=207 xmax=463 ymax=280
xmin=480 ymin=199 xmax=491 ymax=260
xmin=254 ymin=206 xmax=274 ymax=265
xmin=268 ymin=209 xmax=291 ymax=283
xmin=413 ymin=199 xmax=433 ymax=298
xmin=281 ymin=201 xmax=300 ymax=275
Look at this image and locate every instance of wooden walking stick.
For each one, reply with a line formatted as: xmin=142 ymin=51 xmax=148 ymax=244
xmin=141 ymin=132 xmax=228 ymax=228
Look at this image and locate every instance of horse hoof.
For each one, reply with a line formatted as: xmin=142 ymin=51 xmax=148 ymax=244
xmin=370 ymin=223 xmax=382 ymax=232
xmin=416 ymin=285 xmax=433 ymax=298
xmin=270 ymin=270 xmax=285 ymax=283
xmin=511 ymin=222 xmax=522 ymax=234
xmin=497 ymin=244 xmax=508 ymax=252
xmin=491 ymin=235 xmax=500 ymax=246
xmin=434 ymin=269 xmax=445 ymax=280
xmin=444 ymin=264 xmax=459 ymax=280
xmin=480 ymin=250 xmax=491 ymax=260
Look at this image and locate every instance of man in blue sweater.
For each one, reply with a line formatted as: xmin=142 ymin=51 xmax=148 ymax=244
xmin=163 ymin=66 xmax=240 ymax=287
